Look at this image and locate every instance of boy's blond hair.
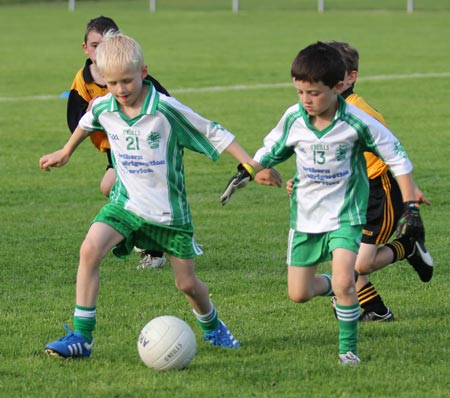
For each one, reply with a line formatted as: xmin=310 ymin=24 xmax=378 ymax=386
xmin=95 ymin=31 xmax=144 ymax=74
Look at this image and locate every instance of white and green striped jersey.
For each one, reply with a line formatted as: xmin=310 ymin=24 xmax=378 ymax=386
xmin=254 ymin=96 xmax=413 ymax=233
xmin=79 ymin=82 xmax=235 ymax=226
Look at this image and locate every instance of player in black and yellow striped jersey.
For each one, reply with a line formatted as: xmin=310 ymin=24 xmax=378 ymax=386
xmin=329 ymin=41 xmax=433 ymax=321
xmin=67 ymin=16 xmax=169 ymax=269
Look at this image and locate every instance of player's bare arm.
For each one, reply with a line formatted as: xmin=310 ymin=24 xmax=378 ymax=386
xmin=395 ymin=173 xmax=416 ymax=203
xmin=40 ymin=126 xmax=91 ymax=171
xmin=224 ymin=139 xmax=253 ymax=164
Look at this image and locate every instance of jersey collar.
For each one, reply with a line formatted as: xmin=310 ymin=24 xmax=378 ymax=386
xmin=297 ymin=95 xmax=347 ymax=137
xmin=82 ymin=59 xmax=95 ymax=83
xmin=340 ymin=87 xmax=354 ymax=100
xmin=82 ymin=58 xmax=108 ymax=89
xmin=297 ymin=95 xmax=346 ymax=122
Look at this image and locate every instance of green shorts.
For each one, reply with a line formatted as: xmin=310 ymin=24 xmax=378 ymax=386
xmin=287 ymin=225 xmax=362 ymax=267
xmin=93 ymin=203 xmax=203 ymax=259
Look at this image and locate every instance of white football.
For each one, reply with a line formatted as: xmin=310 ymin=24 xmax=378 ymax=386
xmin=137 ymin=315 xmax=196 ymax=371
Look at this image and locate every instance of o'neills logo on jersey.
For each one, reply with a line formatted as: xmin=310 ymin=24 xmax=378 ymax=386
xmin=310 ymin=143 xmax=329 ymax=150
xmin=147 ymin=131 xmax=161 ymax=149
xmin=123 ymin=128 xmax=140 ymax=137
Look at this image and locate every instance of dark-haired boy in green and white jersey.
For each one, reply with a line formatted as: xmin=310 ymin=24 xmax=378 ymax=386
xmin=285 ymin=41 xmax=433 ymax=322
xmin=221 ymin=41 xmax=426 ymax=365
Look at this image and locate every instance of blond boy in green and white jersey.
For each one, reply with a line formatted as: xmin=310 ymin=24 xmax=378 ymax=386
xmin=221 ymin=42 xmax=424 ymax=365
xmin=83 ymin=85 xmax=234 ymax=230
xmin=40 ymin=32 xmax=277 ymax=358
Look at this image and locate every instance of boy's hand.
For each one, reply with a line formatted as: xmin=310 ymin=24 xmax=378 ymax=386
xmin=414 ymin=186 xmax=431 ymax=206
xmin=39 ymin=149 xmax=70 ymax=172
xmin=254 ymin=168 xmax=282 ymax=187
xmin=396 ymin=201 xmax=425 ymax=240
xmin=220 ymin=163 xmax=255 ymax=205
xmin=286 ymin=178 xmax=294 ymax=197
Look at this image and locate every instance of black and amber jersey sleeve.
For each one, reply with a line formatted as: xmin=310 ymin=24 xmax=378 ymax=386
xmin=66 ymin=60 xmax=110 ymax=151
xmin=67 ymin=60 xmax=109 ymax=133
xmin=66 ymin=78 xmax=89 ymax=133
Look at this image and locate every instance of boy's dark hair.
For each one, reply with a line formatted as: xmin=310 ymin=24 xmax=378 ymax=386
xmin=84 ymin=16 xmax=119 ymax=43
xmin=291 ymin=41 xmax=346 ymax=88
xmin=326 ymin=41 xmax=359 ymax=73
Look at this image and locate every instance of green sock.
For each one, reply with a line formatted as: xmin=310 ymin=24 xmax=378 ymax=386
xmin=73 ymin=305 xmax=96 ymax=342
xmin=335 ymin=302 xmax=359 ymax=355
xmin=321 ymin=274 xmax=333 ymax=296
xmin=193 ymin=304 xmax=220 ymax=333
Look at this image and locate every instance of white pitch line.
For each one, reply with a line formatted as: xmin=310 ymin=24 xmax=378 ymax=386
xmin=171 ymin=72 xmax=450 ymax=93
xmin=1 ymin=72 xmax=449 ymax=102
xmin=0 ymin=94 xmax=63 ymax=102
xmin=358 ymin=72 xmax=450 ymax=81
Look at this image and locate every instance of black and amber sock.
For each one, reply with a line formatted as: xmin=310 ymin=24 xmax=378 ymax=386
xmin=357 ymin=281 xmax=388 ymax=315
xmin=385 ymin=236 xmax=414 ymax=262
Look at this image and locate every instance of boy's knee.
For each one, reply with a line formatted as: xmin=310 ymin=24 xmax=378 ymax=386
xmin=355 ymin=263 xmax=372 ymax=275
xmin=100 ymin=170 xmax=115 ymax=197
xmin=333 ymin=284 xmax=356 ymax=297
xmin=80 ymin=238 xmax=95 ymax=257
xmin=288 ymin=290 xmax=312 ymax=303
xmin=99 ymin=180 xmax=112 ymax=197
xmin=80 ymin=238 xmax=104 ymax=262
xmin=175 ymin=278 xmax=196 ymax=295
xmin=100 ymin=185 xmax=110 ymax=197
